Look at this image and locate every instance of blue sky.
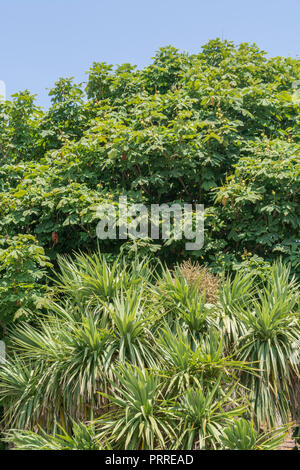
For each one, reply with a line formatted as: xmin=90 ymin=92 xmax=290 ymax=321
xmin=1 ymin=0 xmax=299 ymax=108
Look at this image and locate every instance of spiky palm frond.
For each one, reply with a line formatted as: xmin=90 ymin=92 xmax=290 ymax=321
xmin=218 ymin=270 xmax=255 ymax=346
xmin=0 ymin=287 xmax=159 ymax=431
xmin=220 ymin=418 xmax=291 ymax=450
xmin=155 ymin=264 xmax=214 ymax=333
xmin=54 ymin=251 xmax=150 ymax=306
xmin=6 ymin=421 xmax=107 ymax=450
xmin=1 ymin=256 xmax=298 ymax=450
xmin=105 ymin=288 xmax=159 ymax=368
xmin=157 ymin=325 xmax=252 ymax=395
xmin=96 ymin=364 xmax=175 ymax=450
xmin=236 ymin=263 xmax=300 ymax=427
xmin=0 ymin=356 xmax=49 ymax=430
xmin=170 ymin=378 xmax=247 ymax=449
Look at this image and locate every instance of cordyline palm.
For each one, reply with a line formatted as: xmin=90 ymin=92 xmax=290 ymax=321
xmin=170 ymin=378 xmax=248 ymax=450
xmin=5 ymin=421 xmax=108 ymax=450
xmin=0 ymin=356 xmax=50 ymax=430
xmin=54 ymin=251 xmax=151 ymax=305
xmin=155 ymin=264 xmax=214 ymax=333
xmin=1 ymin=255 xmax=298 ymax=450
xmin=96 ymin=364 xmax=175 ymax=450
xmin=0 ymin=291 xmax=158 ymax=431
xmin=218 ymin=270 xmax=255 ymax=347
xmin=236 ymin=262 xmax=300 ymax=427
xmin=0 ymin=305 xmax=112 ymax=431
xmin=220 ymin=418 xmax=291 ymax=450
xmin=0 ymin=254 xmax=157 ymax=433
xmin=157 ymin=324 xmax=252 ymax=396
xmin=103 ymin=288 xmax=159 ymax=368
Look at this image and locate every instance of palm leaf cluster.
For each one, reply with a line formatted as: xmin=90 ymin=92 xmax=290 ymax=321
xmin=0 ymin=253 xmax=299 ymax=450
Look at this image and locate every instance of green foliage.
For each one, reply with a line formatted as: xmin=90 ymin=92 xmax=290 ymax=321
xmin=39 ymin=77 xmax=88 ymax=151
xmin=0 ymin=39 xmax=300 ymax=450
xmin=220 ymin=419 xmax=290 ymax=450
xmin=0 ymin=39 xmax=299 ymax=276
xmin=0 ymin=254 xmax=298 ymax=449
xmin=6 ymin=421 xmax=104 ymax=450
xmin=236 ymin=262 xmax=300 ymax=427
xmin=0 ymin=234 xmax=52 ymax=330
xmin=0 ymin=91 xmax=42 ymax=162
xmin=171 ymin=379 xmax=247 ymax=449
xmin=98 ymin=364 xmax=174 ymax=450
xmin=215 ymin=139 xmax=300 ymax=277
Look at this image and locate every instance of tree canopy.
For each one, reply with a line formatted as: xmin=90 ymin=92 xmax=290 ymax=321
xmin=0 ymin=39 xmax=299 ymax=327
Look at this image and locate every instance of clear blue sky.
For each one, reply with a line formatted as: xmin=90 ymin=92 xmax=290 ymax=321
xmin=1 ymin=0 xmax=299 ymax=108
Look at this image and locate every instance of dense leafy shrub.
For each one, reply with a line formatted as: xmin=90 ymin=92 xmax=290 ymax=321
xmin=0 ymin=235 xmax=52 ymax=332
xmin=0 ymin=39 xmax=298 ymax=284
